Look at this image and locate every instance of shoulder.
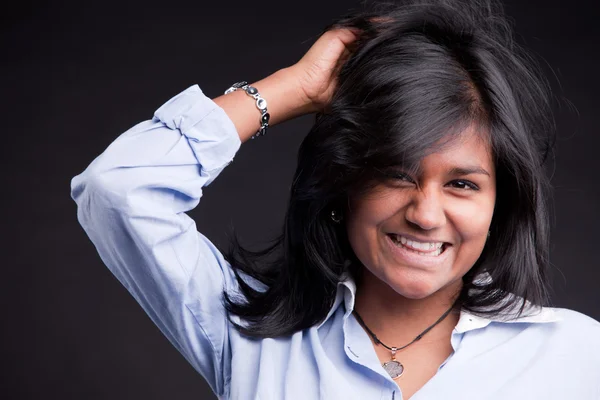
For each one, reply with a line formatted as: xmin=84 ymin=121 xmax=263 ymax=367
xmin=550 ymin=307 xmax=600 ymax=333
xmin=538 ymin=307 xmax=600 ymax=355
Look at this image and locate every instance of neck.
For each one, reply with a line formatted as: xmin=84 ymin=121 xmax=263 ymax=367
xmin=353 ymin=269 xmax=462 ymax=346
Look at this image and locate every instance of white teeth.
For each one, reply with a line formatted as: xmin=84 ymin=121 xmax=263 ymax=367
xmin=390 ymin=235 xmax=445 ymax=257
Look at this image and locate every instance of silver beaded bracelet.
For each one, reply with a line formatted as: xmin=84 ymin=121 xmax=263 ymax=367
xmin=224 ymin=81 xmax=270 ymax=139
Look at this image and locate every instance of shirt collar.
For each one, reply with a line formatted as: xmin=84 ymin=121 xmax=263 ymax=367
xmin=316 ymin=272 xmax=561 ymax=331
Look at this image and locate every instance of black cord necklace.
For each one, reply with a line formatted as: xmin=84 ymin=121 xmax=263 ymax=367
xmin=352 ymin=304 xmax=456 ymax=380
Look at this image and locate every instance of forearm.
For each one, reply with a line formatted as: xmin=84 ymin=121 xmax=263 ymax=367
xmin=213 ymin=67 xmax=315 ymax=143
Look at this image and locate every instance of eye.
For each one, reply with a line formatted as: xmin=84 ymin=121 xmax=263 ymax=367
xmin=380 ymin=170 xmax=416 ymax=188
xmin=448 ymin=179 xmax=479 ymax=190
xmin=392 ymin=172 xmax=415 ymax=183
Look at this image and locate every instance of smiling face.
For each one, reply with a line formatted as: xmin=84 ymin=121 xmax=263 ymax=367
xmin=346 ymin=127 xmax=496 ymax=301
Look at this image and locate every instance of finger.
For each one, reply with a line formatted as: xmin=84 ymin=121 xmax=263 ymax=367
xmin=337 ymin=47 xmax=352 ymax=67
xmin=331 ymin=27 xmax=361 ymax=47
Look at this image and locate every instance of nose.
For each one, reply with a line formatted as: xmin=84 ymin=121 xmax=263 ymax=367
xmin=404 ymin=188 xmax=447 ymax=231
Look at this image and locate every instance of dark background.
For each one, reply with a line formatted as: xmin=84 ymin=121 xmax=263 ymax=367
xmin=2 ymin=0 xmax=599 ymax=399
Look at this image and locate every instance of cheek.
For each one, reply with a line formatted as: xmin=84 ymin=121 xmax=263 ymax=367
xmin=455 ymin=211 xmax=492 ymax=240
xmin=345 ymin=208 xmax=378 ymax=260
xmin=451 ymin=195 xmax=495 ymax=238
xmin=449 ymin=199 xmax=495 ymax=266
xmin=345 ymin=195 xmax=397 ymax=260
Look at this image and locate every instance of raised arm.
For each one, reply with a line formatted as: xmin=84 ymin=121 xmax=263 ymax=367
xmin=70 ymin=82 xmax=243 ymax=396
xmin=70 ymin=28 xmax=358 ymax=397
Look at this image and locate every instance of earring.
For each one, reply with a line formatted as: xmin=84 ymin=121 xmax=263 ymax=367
xmin=330 ymin=210 xmax=342 ymax=223
xmin=487 ymin=231 xmax=491 ymax=239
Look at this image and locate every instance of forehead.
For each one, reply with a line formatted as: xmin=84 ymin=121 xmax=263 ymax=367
xmin=417 ymin=125 xmax=494 ymax=175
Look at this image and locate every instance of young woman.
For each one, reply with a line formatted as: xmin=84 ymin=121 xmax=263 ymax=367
xmin=71 ymin=0 xmax=600 ymax=398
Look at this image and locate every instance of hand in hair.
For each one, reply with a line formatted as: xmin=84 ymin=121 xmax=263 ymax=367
xmin=288 ymin=28 xmax=360 ymax=112
xmin=213 ymin=28 xmax=359 ymax=142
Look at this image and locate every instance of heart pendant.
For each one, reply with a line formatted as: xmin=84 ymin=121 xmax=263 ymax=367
xmin=382 ymin=360 xmax=404 ymax=379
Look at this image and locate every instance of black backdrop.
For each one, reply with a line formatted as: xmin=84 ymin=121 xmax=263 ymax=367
xmin=2 ymin=0 xmax=599 ymax=399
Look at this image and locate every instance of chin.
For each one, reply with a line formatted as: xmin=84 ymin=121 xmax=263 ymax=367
xmin=391 ymin=265 xmax=466 ymax=298
xmin=387 ymin=274 xmax=443 ymax=300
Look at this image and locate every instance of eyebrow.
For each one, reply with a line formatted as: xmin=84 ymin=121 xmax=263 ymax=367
xmin=448 ymin=166 xmax=491 ymax=177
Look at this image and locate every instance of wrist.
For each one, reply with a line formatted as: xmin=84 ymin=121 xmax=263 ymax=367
xmin=251 ymin=68 xmax=316 ymax=126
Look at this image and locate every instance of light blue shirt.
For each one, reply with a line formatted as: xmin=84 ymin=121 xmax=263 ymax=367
xmin=71 ymin=84 xmax=600 ymax=399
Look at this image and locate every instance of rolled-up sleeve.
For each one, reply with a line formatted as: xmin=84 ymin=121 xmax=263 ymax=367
xmin=70 ymin=84 xmax=242 ymax=397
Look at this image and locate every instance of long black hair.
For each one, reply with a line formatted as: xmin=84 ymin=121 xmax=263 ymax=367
xmin=222 ymin=0 xmax=556 ymax=337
